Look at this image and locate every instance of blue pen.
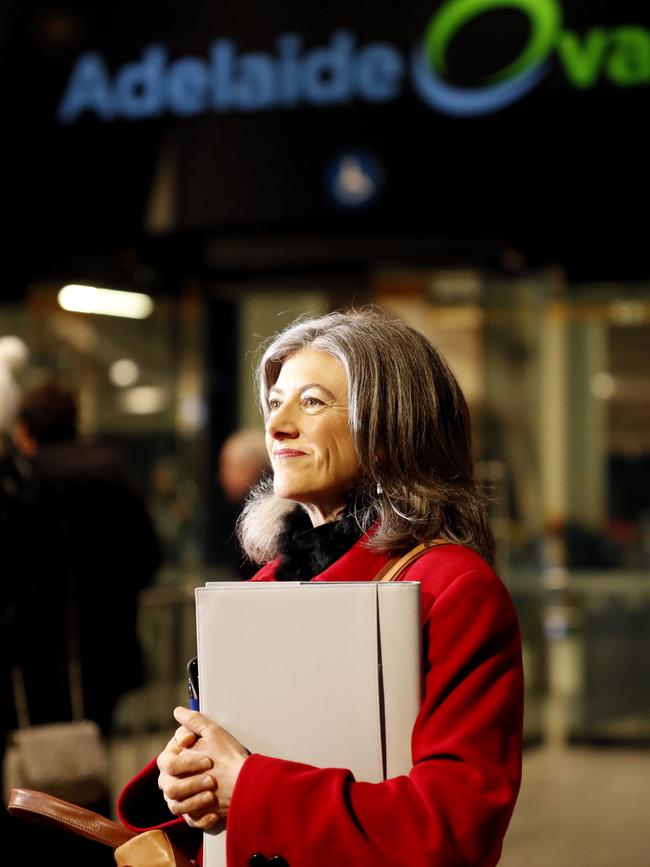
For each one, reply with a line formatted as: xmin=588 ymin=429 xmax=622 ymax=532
xmin=187 ymin=657 xmax=199 ymax=711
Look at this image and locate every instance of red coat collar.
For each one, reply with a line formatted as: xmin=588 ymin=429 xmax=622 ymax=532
xmin=252 ymin=532 xmax=392 ymax=583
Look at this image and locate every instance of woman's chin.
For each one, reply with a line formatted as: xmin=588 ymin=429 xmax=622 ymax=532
xmin=273 ymin=481 xmax=308 ymax=503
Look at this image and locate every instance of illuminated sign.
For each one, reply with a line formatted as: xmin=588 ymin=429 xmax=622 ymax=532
xmin=57 ymin=0 xmax=650 ymax=123
xmin=58 ymin=35 xmax=403 ymax=122
xmin=412 ymin=0 xmax=650 ymax=115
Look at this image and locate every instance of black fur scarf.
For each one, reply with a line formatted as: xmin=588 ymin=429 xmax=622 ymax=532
xmin=275 ymin=505 xmax=363 ymax=582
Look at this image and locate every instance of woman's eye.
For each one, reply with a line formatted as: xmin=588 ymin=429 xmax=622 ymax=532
xmin=302 ymin=396 xmax=324 ymax=408
xmin=268 ymin=398 xmax=281 ymax=410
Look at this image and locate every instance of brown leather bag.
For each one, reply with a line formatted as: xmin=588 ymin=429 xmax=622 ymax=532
xmin=7 ymin=788 xmax=195 ymax=866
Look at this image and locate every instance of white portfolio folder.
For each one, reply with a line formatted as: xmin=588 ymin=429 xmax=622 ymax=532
xmin=195 ymin=581 xmax=422 ymax=867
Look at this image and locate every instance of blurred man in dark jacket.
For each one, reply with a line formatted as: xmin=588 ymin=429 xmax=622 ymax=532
xmin=7 ymin=382 xmax=161 ymax=735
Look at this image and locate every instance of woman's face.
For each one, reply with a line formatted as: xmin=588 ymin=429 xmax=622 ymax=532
xmin=265 ymin=348 xmax=360 ymax=526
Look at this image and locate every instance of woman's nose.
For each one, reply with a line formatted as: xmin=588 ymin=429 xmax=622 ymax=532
xmin=266 ymin=403 xmax=299 ymax=440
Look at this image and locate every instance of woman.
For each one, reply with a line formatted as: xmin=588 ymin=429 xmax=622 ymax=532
xmin=118 ymin=309 xmax=523 ymax=867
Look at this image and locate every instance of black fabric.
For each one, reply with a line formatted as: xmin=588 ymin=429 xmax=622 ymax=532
xmin=212 ymin=488 xmax=260 ymax=580
xmin=274 ymin=506 xmax=363 ymax=582
xmin=1 ymin=437 xmax=161 ymax=867
xmin=2 ymin=438 xmax=161 ymax=735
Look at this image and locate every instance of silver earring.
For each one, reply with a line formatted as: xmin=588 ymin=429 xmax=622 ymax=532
xmin=376 ymin=481 xmax=383 ymax=495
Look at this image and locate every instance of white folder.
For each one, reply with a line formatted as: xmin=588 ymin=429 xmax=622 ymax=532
xmin=195 ymin=581 xmax=422 ymax=867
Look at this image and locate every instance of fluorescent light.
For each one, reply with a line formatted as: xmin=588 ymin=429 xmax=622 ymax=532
xmin=58 ymin=284 xmax=154 ymax=319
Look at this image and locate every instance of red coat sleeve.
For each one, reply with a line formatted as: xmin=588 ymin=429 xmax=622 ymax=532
xmin=226 ymin=557 xmax=523 ymax=867
xmin=116 ymin=757 xmax=203 ymax=861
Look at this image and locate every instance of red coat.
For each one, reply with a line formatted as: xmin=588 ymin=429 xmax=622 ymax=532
xmin=118 ymin=538 xmax=523 ymax=867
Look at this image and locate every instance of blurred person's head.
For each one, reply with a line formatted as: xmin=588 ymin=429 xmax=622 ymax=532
xmin=0 ymin=336 xmax=29 ymax=435
xmin=218 ymin=428 xmax=269 ymax=504
xmin=14 ymin=382 xmax=78 ymax=457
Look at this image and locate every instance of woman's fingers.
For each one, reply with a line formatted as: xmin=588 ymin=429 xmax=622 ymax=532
xmin=158 ymin=747 xmax=213 ymax=777
xmin=164 ymin=785 xmax=218 ymax=817
xmin=156 ymin=709 xmax=248 ymax=823
xmin=174 ymin=724 xmax=197 ymax=749
xmin=173 ymin=706 xmax=218 ymax=739
xmin=162 ymin=771 xmax=216 ymax=802
xmin=183 ymin=812 xmax=220 ymax=831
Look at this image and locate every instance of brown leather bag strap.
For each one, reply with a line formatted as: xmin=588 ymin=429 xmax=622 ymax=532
xmin=7 ymin=787 xmax=135 ymax=849
xmin=375 ymin=539 xmax=448 ymax=583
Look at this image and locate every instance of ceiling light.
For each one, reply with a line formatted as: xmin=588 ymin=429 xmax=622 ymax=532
xmin=58 ymin=284 xmax=154 ymax=319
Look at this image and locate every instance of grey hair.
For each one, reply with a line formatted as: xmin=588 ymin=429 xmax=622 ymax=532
xmin=237 ymin=307 xmax=495 ymax=565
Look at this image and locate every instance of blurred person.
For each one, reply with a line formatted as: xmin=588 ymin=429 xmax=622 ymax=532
xmin=0 ymin=336 xmax=29 ymax=435
xmin=5 ymin=382 xmax=161 ymax=737
xmin=218 ymin=428 xmax=269 ymax=504
xmin=537 ymin=516 xmax=622 ymax=571
xmin=117 ymin=309 xmax=523 ymax=867
xmin=0 ymin=335 xmax=30 ymax=545
xmin=213 ymin=428 xmax=269 ymax=579
xmin=0 ymin=336 xmax=31 ymax=787
xmin=2 ymin=375 xmax=154 ymax=865
xmin=0 ymin=337 xmax=31 ymax=802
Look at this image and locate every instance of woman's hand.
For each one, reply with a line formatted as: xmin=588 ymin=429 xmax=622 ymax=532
xmin=157 ymin=707 xmax=249 ymax=830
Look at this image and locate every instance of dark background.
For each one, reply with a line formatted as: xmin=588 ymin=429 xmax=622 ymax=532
xmin=1 ymin=0 xmax=647 ymax=294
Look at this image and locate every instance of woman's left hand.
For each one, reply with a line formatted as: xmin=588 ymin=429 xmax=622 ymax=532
xmin=160 ymin=706 xmax=249 ymax=829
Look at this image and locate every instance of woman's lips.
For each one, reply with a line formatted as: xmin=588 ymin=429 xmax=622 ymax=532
xmin=273 ymin=449 xmax=307 ymax=458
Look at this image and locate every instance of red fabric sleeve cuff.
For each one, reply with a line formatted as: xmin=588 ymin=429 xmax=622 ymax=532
xmin=116 ymin=755 xmax=202 ymax=857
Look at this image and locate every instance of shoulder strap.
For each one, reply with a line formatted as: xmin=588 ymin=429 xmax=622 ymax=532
xmin=374 ymin=539 xmax=448 ymax=583
xmin=7 ymin=788 xmax=135 ymax=848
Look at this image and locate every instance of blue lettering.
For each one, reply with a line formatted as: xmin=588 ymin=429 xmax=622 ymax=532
xmin=57 ymin=30 xmax=411 ymax=123
xmin=276 ymin=34 xmax=303 ymax=107
xmin=57 ymin=52 xmax=114 ymax=123
xmin=236 ymin=54 xmax=276 ymax=111
xmin=303 ymin=30 xmax=354 ymax=105
xmin=114 ymin=45 xmax=166 ymax=118
xmin=210 ymin=40 xmax=236 ymax=112
xmin=356 ymin=44 xmax=403 ymax=102
xmin=167 ymin=57 xmax=209 ymax=115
